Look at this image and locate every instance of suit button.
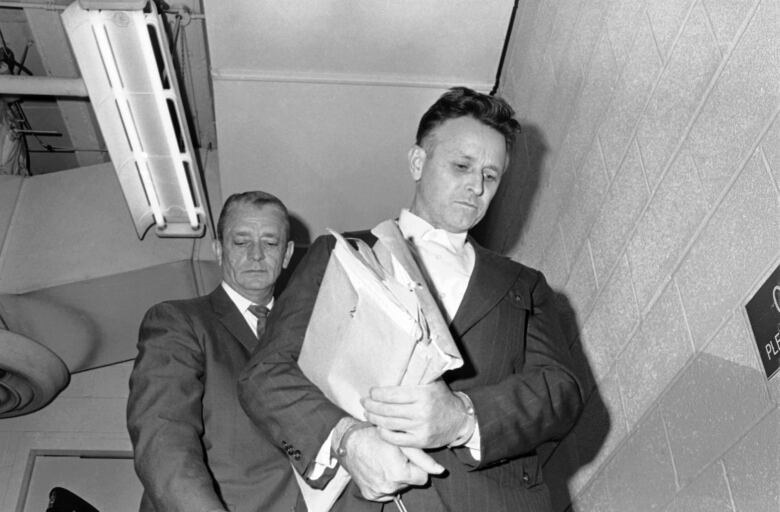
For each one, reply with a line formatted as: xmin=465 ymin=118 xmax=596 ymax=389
xmin=293 ymin=450 xmax=301 ymax=460
xmin=281 ymin=440 xmax=289 ymax=448
xmin=522 ymin=472 xmax=530 ymax=482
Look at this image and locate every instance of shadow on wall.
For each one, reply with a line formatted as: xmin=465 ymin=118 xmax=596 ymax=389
xmin=275 ymin=213 xmax=312 ymax=295
xmin=471 ymin=124 xmax=611 ymax=511
xmin=471 ymin=123 xmax=547 ymax=254
xmin=542 ymin=293 xmax=610 ymax=512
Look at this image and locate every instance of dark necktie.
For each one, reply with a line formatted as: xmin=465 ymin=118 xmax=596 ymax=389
xmin=248 ymin=304 xmax=269 ymax=339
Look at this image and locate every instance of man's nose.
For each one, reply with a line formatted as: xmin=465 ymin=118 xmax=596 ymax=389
xmin=467 ymin=171 xmax=484 ymax=196
xmin=248 ymin=243 xmax=265 ymax=260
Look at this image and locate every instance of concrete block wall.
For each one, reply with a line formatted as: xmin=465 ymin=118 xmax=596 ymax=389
xmin=492 ymin=0 xmax=780 ymax=510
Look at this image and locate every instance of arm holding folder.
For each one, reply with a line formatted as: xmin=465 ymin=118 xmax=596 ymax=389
xmin=291 ymin=221 xmax=469 ymax=508
xmin=238 ymin=222 xmax=469 ymax=509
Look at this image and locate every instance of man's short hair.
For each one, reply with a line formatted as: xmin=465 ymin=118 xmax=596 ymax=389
xmin=415 ymin=86 xmax=521 ymax=152
xmin=216 ymin=191 xmax=290 ymax=242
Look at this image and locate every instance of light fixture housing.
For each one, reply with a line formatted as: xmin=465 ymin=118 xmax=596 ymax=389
xmin=62 ymin=0 xmax=210 ymax=238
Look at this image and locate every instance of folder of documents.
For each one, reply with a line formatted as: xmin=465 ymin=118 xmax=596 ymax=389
xmin=295 ymin=219 xmax=463 ymax=510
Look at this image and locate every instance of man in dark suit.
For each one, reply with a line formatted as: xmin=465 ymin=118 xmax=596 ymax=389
xmin=127 ymin=191 xmax=300 ymax=512
xmin=239 ymin=88 xmax=584 ymax=511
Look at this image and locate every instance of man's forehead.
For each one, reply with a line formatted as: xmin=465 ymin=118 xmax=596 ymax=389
xmin=225 ymin=204 xmax=286 ymax=230
xmin=427 ymin=118 xmax=505 ymax=149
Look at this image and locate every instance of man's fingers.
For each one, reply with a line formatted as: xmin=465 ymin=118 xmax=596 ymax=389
xmin=369 ymin=385 xmax=419 ymax=403
xmin=362 ymin=398 xmax=416 ymax=421
xmin=376 ymin=426 xmax=418 ymax=447
xmin=401 ymin=447 xmax=445 ymax=475
xmin=364 ymin=410 xmax=416 ymax=432
xmin=360 ymin=489 xmax=397 ymax=502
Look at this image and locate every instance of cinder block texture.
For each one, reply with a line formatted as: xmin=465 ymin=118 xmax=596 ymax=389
xmin=676 ymin=154 xmax=780 ymax=349
xmin=538 ymin=227 xmax=569 ymax=290
xmin=626 ymin=147 xmax=709 ymax=312
xmin=702 ymin=0 xmax=759 ymax=48
xmin=546 ymin=66 xmax=583 ymax=152
xmin=603 ymin=0 xmax=646 ymax=69
xmin=548 ymin=0 xmax=586 ymax=79
xmin=635 ymin=2 xmax=721 ymax=190
xmin=686 ymin=0 xmax=780 ymax=205
xmin=723 ymin=409 xmax=780 ymax=512
xmin=662 ymin=350 xmax=771 ymax=487
xmin=589 ymin=141 xmax=649 ymax=286
xmin=770 ymin=372 xmax=780 ymax=406
xmin=645 ymin=0 xmax=696 ymax=60
xmin=762 ymin=114 xmax=780 ymax=186
xmin=564 ymin=241 xmax=598 ymax=324
xmin=598 ymin=18 xmax=661 ymax=179
xmin=563 ymin=0 xmax=611 ymax=79
xmin=664 ymin=462 xmax=735 ymax=512
xmin=618 ymin=282 xmax=694 ymax=429
xmin=497 ymin=0 xmax=780 ymax=507
xmin=580 ymin=256 xmax=639 ymax=381
xmin=573 ymin=472 xmax=615 ymax=512
xmin=560 ymin=144 xmax=609 ymax=261
xmin=703 ymin=312 xmax=763 ymax=372
xmin=554 ymin=33 xmax=619 ymax=188
xmin=604 ymin=408 xmax=676 ymax=512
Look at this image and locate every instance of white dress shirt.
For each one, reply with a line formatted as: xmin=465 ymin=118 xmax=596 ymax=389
xmin=221 ymin=282 xmax=274 ymax=337
xmin=396 ymin=209 xmax=475 ymax=323
xmin=396 ymin=209 xmax=481 ymax=456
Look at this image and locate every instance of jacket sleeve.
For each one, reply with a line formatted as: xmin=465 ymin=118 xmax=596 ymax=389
xmin=127 ymin=303 xmax=226 ymax=512
xmin=238 ymin=235 xmax=348 ymax=483
xmin=461 ymin=270 xmax=584 ymax=468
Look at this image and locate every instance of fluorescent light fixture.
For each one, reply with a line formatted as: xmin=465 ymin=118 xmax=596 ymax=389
xmin=62 ymin=0 xmax=210 ymax=238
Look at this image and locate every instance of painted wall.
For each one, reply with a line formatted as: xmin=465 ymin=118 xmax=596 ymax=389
xmin=0 ymin=362 xmax=139 ymax=511
xmin=0 ymin=149 xmax=222 ymax=295
xmin=483 ymin=0 xmax=780 ymax=510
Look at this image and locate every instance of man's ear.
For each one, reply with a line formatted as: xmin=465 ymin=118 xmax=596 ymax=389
xmin=408 ymin=145 xmax=426 ymax=181
xmin=212 ymin=239 xmax=223 ymax=265
xmin=282 ymin=240 xmax=295 ymax=269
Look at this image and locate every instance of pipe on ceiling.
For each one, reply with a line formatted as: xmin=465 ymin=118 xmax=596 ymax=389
xmin=0 ymin=75 xmax=87 ymax=97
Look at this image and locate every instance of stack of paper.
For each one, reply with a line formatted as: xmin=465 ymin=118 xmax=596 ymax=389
xmin=295 ymin=219 xmax=463 ymax=510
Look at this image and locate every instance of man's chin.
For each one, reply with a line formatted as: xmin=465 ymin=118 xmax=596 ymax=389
xmin=238 ymin=278 xmax=274 ymax=292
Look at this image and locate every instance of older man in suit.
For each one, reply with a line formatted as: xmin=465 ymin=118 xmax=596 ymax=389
xmin=239 ymin=87 xmax=584 ymax=511
xmin=127 ymin=191 xmax=299 ymax=512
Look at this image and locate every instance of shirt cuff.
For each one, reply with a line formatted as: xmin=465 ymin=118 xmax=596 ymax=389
xmin=308 ymin=430 xmax=338 ymax=480
xmin=449 ymin=391 xmax=481 ymax=461
xmin=463 ymin=421 xmax=481 ymax=460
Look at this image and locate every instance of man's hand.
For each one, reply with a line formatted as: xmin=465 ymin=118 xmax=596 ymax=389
xmin=362 ymin=380 xmax=471 ymax=449
xmin=338 ymin=423 xmax=444 ymax=501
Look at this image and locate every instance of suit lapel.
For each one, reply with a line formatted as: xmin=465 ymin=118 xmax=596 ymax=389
xmin=450 ymin=241 xmax=525 ymax=335
xmin=209 ymin=286 xmax=258 ymax=354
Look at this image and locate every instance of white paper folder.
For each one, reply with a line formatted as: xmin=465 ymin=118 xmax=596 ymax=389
xmin=295 ymin=219 xmax=463 ymax=510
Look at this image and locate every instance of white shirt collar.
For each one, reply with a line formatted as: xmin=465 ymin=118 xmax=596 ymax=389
xmin=221 ymin=282 xmax=274 ymax=311
xmin=398 ymin=209 xmax=468 ymax=253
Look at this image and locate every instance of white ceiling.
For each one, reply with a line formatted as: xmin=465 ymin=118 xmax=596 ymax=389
xmin=203 ymin=0 xmax=515 ymax=240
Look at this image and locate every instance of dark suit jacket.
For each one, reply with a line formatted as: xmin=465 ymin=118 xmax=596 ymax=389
xmin=239 ymin=232 xmax=584 ymax=512
xmin=127 ymin=286 xmax=299 ymax=512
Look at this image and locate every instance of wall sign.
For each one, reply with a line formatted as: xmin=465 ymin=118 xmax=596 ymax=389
xmin=745 ymin=263 xmax=780 ymax=380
